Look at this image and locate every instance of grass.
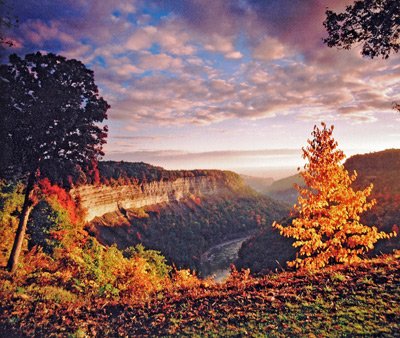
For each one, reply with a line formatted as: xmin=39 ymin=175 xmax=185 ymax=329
xmin=1 ymin=252 xmax=400 ymax=337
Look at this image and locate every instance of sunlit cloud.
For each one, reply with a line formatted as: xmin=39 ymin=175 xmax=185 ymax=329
xmin=3 ymin=0 xmax=400 ymax=175
xmin=252 ymin=36 xmax=288 ymax=61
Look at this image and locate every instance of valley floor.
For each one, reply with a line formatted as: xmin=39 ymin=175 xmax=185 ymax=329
xmin=200 ymin=233 xmax=253 ymax=280
xmin=1 ymin=252 xmax=400 ymax=337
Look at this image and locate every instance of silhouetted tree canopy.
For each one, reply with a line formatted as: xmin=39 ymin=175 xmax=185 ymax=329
xmin=0 ymin=52 xmax=109 ymax=181
xmin=324 ymin=0 xmax=400 ymax=59
xmin=0 ymin=51 xmax=109 ymax=272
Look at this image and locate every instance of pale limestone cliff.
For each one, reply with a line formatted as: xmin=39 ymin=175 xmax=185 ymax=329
xmin=71 ymin=176 xmax=234 ymax=222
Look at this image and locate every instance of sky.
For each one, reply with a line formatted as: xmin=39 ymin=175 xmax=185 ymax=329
xmin=2 ymin=0 xmax=400 ymax=179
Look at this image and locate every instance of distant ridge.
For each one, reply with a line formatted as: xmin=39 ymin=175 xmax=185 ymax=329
xmin=344 ymin=148 xmax=400 ymax=193
xmin=239 ymin=174 xmax=274 ymax=193
xmin=263 ymin=148 xmax=400 ymax=204
xmin=263 ymin=173 xmax=304 ymax=204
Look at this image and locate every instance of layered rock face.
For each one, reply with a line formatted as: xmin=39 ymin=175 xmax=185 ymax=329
xmin=71 ymin=176 xmax=233 ymax=222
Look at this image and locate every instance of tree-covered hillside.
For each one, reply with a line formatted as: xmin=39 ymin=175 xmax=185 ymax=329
xmin=265 ymin=149 xmax=400 ymax=205
xmin=344 ymin=149 xmax=400 ymax=253
xmin=345 ymin=149 xmax=400 ymax=192
xmin=263 ymin=173 xmax=305 ymax=205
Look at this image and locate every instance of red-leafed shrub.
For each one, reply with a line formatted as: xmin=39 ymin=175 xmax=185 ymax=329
xmin=37 ymin=178 xmax=79 ymax=224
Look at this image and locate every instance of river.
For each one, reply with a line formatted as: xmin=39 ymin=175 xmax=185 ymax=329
xmin=199 ymin=235 xmax=251 ymax=282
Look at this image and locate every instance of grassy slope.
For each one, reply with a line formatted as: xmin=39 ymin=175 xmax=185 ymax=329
xmin=1 ymin=252 xmax=400 ymax=337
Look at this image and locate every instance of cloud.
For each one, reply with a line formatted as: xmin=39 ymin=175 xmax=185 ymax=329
xmin=252 ymin=36 xmax=288 ymax=61
xmin=4 ymin=0 xmax=400 ymax=130
xmin=109 ymin=135 xmax=183 ymax=141
xmin=225 ymin=51 xmax=243 ymax=59
xmin=104 ymin=47 xmax=398 ymax=127
xmin=244 ymin=0 xmax=350 ymax=55
xmin=7 ymin=0 xmax=138 ymax=57
xmin=137 ymin=51 xmax=184 ymax=72
xmin=209 ymin=79 xmax=236 ymax=100
xmin=204 ymin=34 xmax=236 ymax=53
xmin=126 ymin=22 xmax=197 ymax=56
xmin=156 ymin=0 xmax=244 ymax=36
xmin=108 ymin=74 xmax=210 ymax=125
xmin=125 ymin=26 xmax=157 ymax=51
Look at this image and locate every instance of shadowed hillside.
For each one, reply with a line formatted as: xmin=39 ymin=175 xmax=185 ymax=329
xmin=263 ymin=173 xmax=305 ymax=205
xmin=264 ymin=149 xmax=400 ymax=206
xmin=239 ymin=174 xmax=274 ymax=193
xmin=344 ymin=149 xmax=400 ymax=253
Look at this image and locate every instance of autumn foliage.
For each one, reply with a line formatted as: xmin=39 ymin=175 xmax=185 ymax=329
xmin=37 ymin=178 xmax=79 ymax=224
xmin=0 ymin=179 xmax=208 ymax=302
xmin=1 ymin=156 xmax=400 ymax=336
xmin=273 ymin=123 xmax=396 ymax=269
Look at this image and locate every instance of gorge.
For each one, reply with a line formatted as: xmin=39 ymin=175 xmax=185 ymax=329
xmin=70 ymin=161 xmax=290 ymax=274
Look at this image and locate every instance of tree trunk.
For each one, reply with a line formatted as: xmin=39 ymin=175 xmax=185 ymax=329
xmin=7 ymin=172 xmax=36 ymax=273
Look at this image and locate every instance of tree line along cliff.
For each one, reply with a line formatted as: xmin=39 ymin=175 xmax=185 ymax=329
xmin=70 ymin=161 xmax=249 ymax=222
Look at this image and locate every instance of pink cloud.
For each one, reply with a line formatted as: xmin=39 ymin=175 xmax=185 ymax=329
xmin=126 ymin=22 xmax=196 ymax=56
xmin=137 ymin=52 xmax=184 ymax=72
xmin=252 ymin=36 xmax=288 ymax=61
xmin=225 ymin=51 xmax=243 ymax=59
xmin=8 ymin=0 xmax=399 ymax=129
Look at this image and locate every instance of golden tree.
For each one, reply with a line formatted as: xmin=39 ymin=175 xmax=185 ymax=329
xmin=273 ymin=123 xmax=396 ymax=269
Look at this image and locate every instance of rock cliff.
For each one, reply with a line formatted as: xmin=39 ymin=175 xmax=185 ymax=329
xmin=71 ymin=176 xmax=238 ymax=222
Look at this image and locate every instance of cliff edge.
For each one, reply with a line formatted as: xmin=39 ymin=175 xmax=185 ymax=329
xmin=71 ymin=162 xmax=246 ymax=222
